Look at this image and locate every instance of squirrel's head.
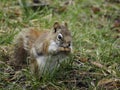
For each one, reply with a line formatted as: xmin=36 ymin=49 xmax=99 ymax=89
xmin=52 ymin=22 xmax=72 ymax=51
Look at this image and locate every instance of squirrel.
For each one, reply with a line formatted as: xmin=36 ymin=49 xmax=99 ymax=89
xmin=11 ymin=22 xmax=72 ymax=76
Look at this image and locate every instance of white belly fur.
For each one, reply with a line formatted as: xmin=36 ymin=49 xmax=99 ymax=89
xmin=36 ymin=54 xmax=67 ymax=73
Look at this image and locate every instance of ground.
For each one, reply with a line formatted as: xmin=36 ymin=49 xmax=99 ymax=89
xmin=0 ymin=0 xmax=120 ymax=90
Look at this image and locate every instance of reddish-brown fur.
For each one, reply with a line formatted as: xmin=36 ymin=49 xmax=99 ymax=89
xmin=11 ymin=22 xmax=72 ymax=76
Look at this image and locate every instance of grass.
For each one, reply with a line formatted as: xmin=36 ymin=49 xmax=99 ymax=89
xmin=0 ymin=0 xmax=120 ymax=89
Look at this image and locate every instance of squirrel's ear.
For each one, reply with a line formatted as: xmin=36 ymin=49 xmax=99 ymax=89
xmin=64 ymin=22 xmax=68 ymax=28
xmin=53 ymin=22 xmax=60 ymax=33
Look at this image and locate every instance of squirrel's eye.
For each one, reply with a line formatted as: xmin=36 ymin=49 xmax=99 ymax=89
xmin=57 ymin=33 xmax=63 ymax=40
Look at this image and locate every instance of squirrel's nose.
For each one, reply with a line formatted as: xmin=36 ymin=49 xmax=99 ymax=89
xmin=63 ymin=43 xmax=71 ymax=48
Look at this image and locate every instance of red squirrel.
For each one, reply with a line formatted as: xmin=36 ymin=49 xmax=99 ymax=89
xmin=12 ymin=22 xmax=72 ymax=76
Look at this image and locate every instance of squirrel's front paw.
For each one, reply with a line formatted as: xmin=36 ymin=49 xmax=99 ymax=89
xmin=59 ymin=47 xmax=71 ymax=52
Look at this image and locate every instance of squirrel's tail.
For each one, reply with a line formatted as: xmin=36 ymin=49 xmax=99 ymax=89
xmin=10 ymin=30 xmax=28 ymax=67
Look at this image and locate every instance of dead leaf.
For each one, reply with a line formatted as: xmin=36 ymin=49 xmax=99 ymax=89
xmin=75 ymin=56 xmax=88 ymax=63
xmin=53 ymin=0 xmax=74 ymax=14
xmin=111 ymin=17 xmax=120 ymax=29
xmin=53 ymin=6 xmax=67 ymax=14
xmin=89 ymin=61 xmax=104 ymax=68
xmin=97 ymin=78 xmax=120 ymax=90
xmin=114 ymin=19 xmax=120 ymax=27
xmin=89 ymin=60 xmax=117 ymax=76
xmin=91 ymin=6 xmax=100 ymax=14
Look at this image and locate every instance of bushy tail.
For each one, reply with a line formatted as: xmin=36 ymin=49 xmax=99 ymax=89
xmin=10 ymin=31 xmax=28 ymax=67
